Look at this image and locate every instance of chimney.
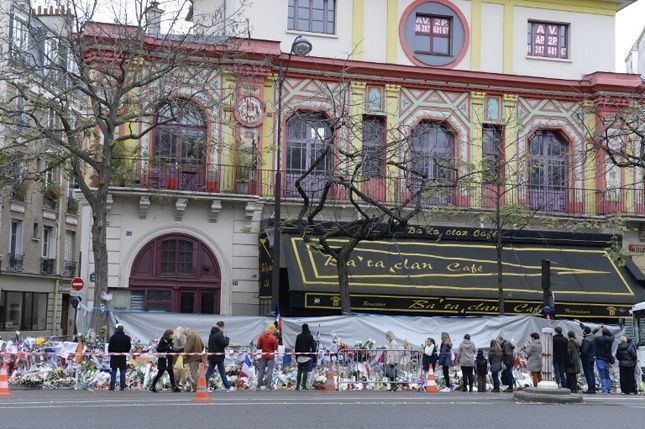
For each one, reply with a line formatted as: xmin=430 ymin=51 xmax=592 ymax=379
xmin=146 ymin=1 xmax=164 ymax=35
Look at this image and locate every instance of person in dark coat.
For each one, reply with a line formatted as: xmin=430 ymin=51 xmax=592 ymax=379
xmin=565 ymin=331 xmax=582 ymax=393
xmin=206 ymin=321 xmax=232 ymax=390
xmin=474 ymin=349 xmax=488 ymax=393
xmin=615 ymin=336 xmax=638 ymax=394
xmin=580 ymin=326 xmax=597 ymax=393
xmin=595 ymin=327 xmax=615 ymax=394
xmin=552 ymin=326 xmax=568 ymax=388
xmin=498 ymin=335 xmax=515 ymax=392
xmin=150 ymin=329 xmax=180 ymax=393
xmin=294 ymin=323 xmax=316 ymax=391
xmin=108 ymin=324 xmax=131 ymax=391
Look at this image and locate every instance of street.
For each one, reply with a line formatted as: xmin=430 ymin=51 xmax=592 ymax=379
xmin=1 ymin=390 xmax=643 ymax=429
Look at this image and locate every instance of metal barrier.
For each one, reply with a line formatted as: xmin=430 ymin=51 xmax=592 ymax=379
xmin=331 ymin=349 xmax=423 ymax=389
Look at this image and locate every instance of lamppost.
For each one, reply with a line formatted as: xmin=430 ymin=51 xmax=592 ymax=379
xmin=271 ymin=36 xmax=313 ymax=314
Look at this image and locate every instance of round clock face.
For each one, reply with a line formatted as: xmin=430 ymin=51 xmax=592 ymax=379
xmin=235 ymin=95 xmax=265 ymax=127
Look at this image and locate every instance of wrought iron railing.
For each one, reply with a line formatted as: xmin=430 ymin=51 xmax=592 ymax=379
xmin=41 ymin=258 xmax=56 ymax=275
xmin=107 ymin=158 xmax=645 ymax=217
xmin=62 ymin=260 xmax=77 ymax=278
xmin=8 ymin=253 xmax=24 ymax=272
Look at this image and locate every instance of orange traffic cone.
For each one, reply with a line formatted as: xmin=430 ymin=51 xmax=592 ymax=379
xmin=0 ymin=357 xmax=10 ymax=396
xmin=193 ymin=362 xmax=210 ymax=402
xmin=425 ymin=372 xmax=439 ymax=393
xmin=323 ymin=361 xmax=336 ymax=392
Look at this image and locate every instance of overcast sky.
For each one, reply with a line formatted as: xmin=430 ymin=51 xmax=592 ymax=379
xmin=616 ymin=0 xmax=644 ymax=71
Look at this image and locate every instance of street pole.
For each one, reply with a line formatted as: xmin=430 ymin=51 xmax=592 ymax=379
xmin=270 ymin=36 xmax=312 ymax=315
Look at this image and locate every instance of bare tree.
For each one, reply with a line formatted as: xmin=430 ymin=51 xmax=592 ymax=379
xmin=0 ymin=0 xmax=250 ymax=330
xmin=284 ymin=68 xmax=474 ymax=314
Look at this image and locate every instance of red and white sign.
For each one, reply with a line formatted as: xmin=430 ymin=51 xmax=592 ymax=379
xmin=71 ymin=277 xmax=84 ymax=291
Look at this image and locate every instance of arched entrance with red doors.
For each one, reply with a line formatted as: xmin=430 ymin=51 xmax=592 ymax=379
xmin=129 ymin=233 xmax=221 ymax=314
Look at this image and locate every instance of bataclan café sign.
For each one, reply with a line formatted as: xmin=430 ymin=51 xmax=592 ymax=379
xmin=275 ymin=225 xmax=645 ymax=319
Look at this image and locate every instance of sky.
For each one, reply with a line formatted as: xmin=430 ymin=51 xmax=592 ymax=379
xmin=615 ymin=0 xmax=645 ymax=71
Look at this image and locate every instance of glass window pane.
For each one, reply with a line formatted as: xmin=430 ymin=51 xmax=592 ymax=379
xmin=4 ymin=292 xmax=22 ymax=331
xmin=147 ymin=290 xmax=172 ymax=301
xmin=180 ymin=292 xmax=194 ymax=314
xmin=433 ymin=37 xmax=449 ymax=55
xmin=297 ymin=18 xmax=310 ymax=31
xmin=34 ymin=294 xmax=48 ymax=331
xmin=201 ymin=292 xmax=215 ymax=314
xmin=130 ymin=290 xmax=145 ymax=311
xmin=311 ymin=20 xmax=323 ymax=33
xmin=21 ymin=292 xmax=33 ymax=330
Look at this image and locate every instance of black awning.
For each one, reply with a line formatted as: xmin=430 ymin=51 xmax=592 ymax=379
xmin=283 ymin=235 xmax=645 ymax=318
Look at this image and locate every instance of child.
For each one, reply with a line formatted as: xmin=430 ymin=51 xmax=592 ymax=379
xmin=475 ymin=349 xmax=488 ymax=393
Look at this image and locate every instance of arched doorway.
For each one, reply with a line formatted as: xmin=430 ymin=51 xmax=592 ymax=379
xmin=129 ymin=234 xmax=221 ymax=313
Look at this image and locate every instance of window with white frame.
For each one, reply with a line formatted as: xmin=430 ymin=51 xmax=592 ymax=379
xmin=10 ymin=219 xmax=23 ymax=257
xmin=42 ymin=226 xmax=55 ymax=258
xmin=288 ymin=0 xmax=335 ymax=35
xmin=10 ymin=12 xmax=29 ymax=55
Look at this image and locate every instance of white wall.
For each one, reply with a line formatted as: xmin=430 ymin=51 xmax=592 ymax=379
xmin=362 ymin=0 xmax=387 ymax=63
xmin=79 ymin=194 xmax=263 ymax=315
xmin=513 ymin=6 xmax=616 ymax=79
xmin=480 ymin=2 xmax=504 ymax=73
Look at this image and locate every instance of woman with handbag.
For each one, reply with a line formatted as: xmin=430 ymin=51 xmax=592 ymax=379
xmin=150 ymin=329 xmax=181 ymax=393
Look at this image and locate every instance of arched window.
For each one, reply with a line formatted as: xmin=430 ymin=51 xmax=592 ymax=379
xmin=152 ymin=101 xmax=206 ymax=190
xmin=528 ymin=130 xmax=568 ymax=212
xmin=410 ymin=121 xmax=455 ymax=205
xmin=284 ymin=112 xmax=332 ymax=197
xmin=129 ymin=234 xmax=221 ymax=313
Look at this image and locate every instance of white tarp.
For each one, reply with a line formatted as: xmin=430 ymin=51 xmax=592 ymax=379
xmin=107 ymin=311 xmax=623 ymax=351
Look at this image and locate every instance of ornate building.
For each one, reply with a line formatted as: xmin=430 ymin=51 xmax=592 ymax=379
xmin=74 ymin=0 xmax=645 ymax=320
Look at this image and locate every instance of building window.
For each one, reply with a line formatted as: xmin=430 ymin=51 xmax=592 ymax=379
xmin=288 ymin=0 xmax=335 ymax=35
xmin=410 ymin=121 xmax=455 ymax=206
xmin=528 ymin=130 xmax=568 ymax=212
xmin=42 ymin=226 xmax=54 ymax=258
xmin=482 ymin=125 xmax=503 ymax=184
xmin=10 ymin=219 xmax=23 ymax=257
xmin=0 ymin=291 xmax=48 ymax=331
xmin=527 ymin=21 xmax=568 ymax=59
xmin=414 ymin=14 xmax=451 ymax=56
xmin=362 ymin=116 xmax=385 ymax=179
xmin=10 ymin=12 xmax=29 ymax=55
xmin=160 ymin=239 xmax=194 ymax=275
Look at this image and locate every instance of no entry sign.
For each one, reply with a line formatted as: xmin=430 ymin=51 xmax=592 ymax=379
xmin=71 ymin=277 xmax=84 ymax=291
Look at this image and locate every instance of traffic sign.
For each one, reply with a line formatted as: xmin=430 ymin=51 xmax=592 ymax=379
xmin=71 ymin=277 xmax=84 ymax=291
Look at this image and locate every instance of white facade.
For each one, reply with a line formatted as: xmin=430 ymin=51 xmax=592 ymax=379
xmin=78 ymin=193 xmax=264 ymax=315
xmin=625 ymin=26 xmax=645 ymax=76
xmin=193 ymin=0 xmax=622 ymax=79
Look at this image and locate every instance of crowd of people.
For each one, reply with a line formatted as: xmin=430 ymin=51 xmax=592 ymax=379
xmin=413 ymin=325 xmax=640 ymax=394
xmin=106 ymin=321 xmax=641 ymax=394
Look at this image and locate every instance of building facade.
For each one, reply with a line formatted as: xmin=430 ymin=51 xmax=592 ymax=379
xmin=626 ymin=25 xmax=645 ymax=76
xmin=73 ymin=0 xmax=645 ymax=320
xmin=0 ymin=2 xmax=81 ymax=336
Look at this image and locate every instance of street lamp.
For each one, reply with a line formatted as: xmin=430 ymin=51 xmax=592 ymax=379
xmin=271 ymin=36 xmax=312 ymax=314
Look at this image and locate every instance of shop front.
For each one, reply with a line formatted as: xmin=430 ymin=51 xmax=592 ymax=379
xmin=262 ymin=226 xmax=645 ymax=320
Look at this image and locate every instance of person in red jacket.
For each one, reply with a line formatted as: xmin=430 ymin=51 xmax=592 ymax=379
xmin=256 ymin=324 xmax=279 ymax=391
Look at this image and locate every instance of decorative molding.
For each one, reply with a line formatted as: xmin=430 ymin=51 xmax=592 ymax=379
xmin=471 ymin=91 xmax=486 ymax=103
xmin=10 ymin=201 xmax=26 ymax=214
xmin=209 ymin=199 xmax=223 ymax=223
xmin=245 ymin=201 xmax=260 ymax=222
xmin=503 ymin=94 xmax=519 ymax=106
xmin=138 ymin=196 xmax=151 ymax=219
xmin=105 ymin=193 xmax=114 ymax=225
xmin=42 ymin=208 xmax=57 ymax=221
xmin=384 ymin=84 xmax=400 ymax=96
xmin=175 ymin=198 xmax=187 ymax=221
xmin=65 ymin=215 xmax=78 ymax=226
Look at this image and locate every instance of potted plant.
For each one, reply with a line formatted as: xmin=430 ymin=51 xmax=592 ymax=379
xmin=67 ymin=197 xmax=79 ymax=214
xmin=12 ymin=181 xmax=29 ymax=201
xmin=206 ymin=169 xmax=218 ymax=192
xmin=43 ymin=181 xmax=61 ymax=206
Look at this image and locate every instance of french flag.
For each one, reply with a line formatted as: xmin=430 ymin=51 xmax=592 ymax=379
xmin=240 ymin=354 xmax=255 ymax=379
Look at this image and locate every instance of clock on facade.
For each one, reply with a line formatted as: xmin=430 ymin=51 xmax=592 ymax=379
xmin=234 ymin=95 xmax=266 ymax=127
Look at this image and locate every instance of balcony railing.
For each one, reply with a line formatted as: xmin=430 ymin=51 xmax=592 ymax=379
xmin=8 ymin=253 xmax=24 ymax=272
xmin=108 ymin=158 xmax=645 ymax=217
xmin=41 ymin=258 xmax=56 ymax=275
xmin=62 ymin=260 xmax=77 ymax=278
